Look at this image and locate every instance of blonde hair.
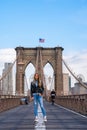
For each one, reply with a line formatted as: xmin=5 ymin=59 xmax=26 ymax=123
xmin=34 ymin=73 xmax=42 ymax=87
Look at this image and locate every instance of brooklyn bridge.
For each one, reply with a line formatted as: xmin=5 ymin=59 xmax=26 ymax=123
xmin=0 ymin=46 xmax=87 ymax=130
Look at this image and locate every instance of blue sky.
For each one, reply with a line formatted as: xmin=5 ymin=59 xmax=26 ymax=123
xmin=0 ymin=0 xmax=87 ymax=54
xmin=0 ymin=0 xmax=87 ymax=87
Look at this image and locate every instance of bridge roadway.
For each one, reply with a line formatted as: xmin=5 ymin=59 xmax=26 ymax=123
xmin=0 ymin=100 xmax=87 ymax=130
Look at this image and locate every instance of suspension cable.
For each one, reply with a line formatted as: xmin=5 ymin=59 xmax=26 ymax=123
xmin=0 ymin=51 xmax=20 ymax=82
xmin=62 ymin=58 xmax=87 ymax=89
xmin=0 ymin=49 xmax=24 ymax=96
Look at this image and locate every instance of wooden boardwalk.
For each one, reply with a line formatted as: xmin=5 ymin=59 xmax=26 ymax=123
xmin=0 ymin=100 xmax=87 ymax=130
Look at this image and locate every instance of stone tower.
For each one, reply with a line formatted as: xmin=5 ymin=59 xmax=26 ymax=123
xmin=15 ymin=46 xmax=64 ymax=96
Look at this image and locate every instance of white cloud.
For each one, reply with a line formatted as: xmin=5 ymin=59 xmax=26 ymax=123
xmin=0 ymin=48 xmax=16 ymax=75
xmin=0 ymin=48 xmax=16 ymax=62
xmin=63 ymin=49 xmax=87 ymax=83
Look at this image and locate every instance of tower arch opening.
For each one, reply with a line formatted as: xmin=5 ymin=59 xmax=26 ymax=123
xmin=24 ymin=62 xmax=35 ymax=96
xmin=44 ymin=62 xmax=54 ymax=91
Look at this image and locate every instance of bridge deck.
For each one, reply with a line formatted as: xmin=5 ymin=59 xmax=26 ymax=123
xmin=0 ymin=101 xmax=87 ymax=130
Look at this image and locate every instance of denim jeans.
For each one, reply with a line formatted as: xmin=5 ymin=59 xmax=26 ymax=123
xmin=33 ymin=93 xmax=46 ymax=117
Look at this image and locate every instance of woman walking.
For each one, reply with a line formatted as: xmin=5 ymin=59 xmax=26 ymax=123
xmin=30 ymin=73 xmax=47 ymax=122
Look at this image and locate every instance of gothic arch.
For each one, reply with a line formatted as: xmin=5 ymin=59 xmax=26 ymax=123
xmin=43 ymin=61 xmax=54 ymax=71
xmin=24 ymin=61 xmax=35 ymax=73
xmin=44 ymin=62 xmax=54 ymax=90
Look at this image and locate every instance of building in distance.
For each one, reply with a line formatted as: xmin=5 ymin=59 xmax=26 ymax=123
xmin=2 ymin=63 xmax=13 ymax=95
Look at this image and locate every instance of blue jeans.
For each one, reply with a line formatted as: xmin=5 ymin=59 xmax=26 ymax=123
xmin=33 ymin=93 xmax=46 ymax=117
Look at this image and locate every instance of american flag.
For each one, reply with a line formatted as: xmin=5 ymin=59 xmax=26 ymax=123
xmin=39 ymin=38 xmax=45 ymax=43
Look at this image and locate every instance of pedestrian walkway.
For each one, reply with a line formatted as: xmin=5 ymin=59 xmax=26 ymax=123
xmin=34 ymin=105 xmax=46 ymax=130
xmin=0 ymin=100 xmax=87 ymax=130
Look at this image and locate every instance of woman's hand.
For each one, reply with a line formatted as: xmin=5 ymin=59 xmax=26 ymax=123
xmin=30 ymin=96 xmax=34 ymax=101
xmin=39 ymin=93 xmax=43 ymax=96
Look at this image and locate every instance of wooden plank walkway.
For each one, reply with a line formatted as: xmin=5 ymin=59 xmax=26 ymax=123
xmin=0 ymin=100 xmax=87 ymax=130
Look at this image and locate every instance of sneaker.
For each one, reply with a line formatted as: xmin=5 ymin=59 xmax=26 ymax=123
xmin=34 ymin=116 xmax=38 ymax=122
xmin=43 ymin=116 xmax=47 ymax=122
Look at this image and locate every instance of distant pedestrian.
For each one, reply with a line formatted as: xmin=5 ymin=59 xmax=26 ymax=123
xmin=30 ymin=73 xmax=47 ymax=122
xmin=25 ymin=97 xmax=28 ymax=104
xmin=50 ymin=89 xmax=56 ymax=105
